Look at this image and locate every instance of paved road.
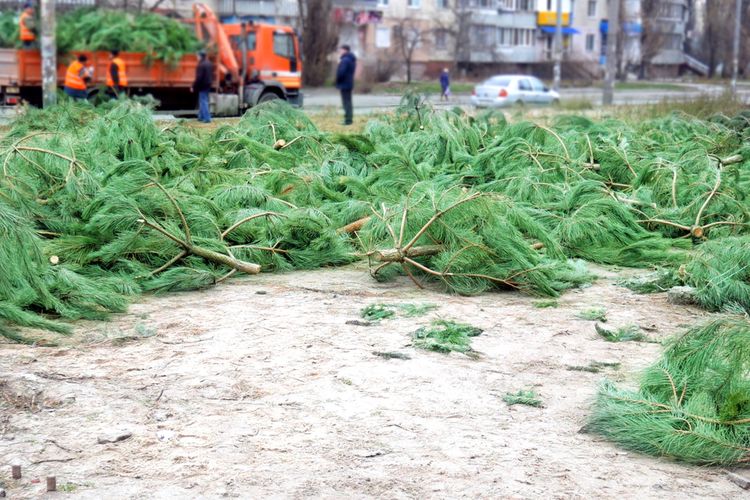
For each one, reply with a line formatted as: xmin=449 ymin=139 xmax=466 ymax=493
xmin=304 ymin=82 xmax=750 ymax=113
xmin=1 ymin=82 xmax=747 ymax=123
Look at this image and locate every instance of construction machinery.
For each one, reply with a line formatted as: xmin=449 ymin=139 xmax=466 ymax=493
xmin=0 ymin=2 xmax=302 ymax=115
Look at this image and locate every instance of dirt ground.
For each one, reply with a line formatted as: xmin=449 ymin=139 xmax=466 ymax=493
xmin=1 ymin=264 xmax=746 ymax=498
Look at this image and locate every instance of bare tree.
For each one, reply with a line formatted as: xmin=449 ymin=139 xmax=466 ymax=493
xmin=434 ymin=0 xmax=472 ymax=71
xmin=641 ymin=0 xmax=667 ymax=77
xmin=699 ymin=0 xmax=739 ymax=77
xmin=392 ymin=18 xmax=429 ymax=84
xmin=297 ymin=0 xmax=339 ymax=86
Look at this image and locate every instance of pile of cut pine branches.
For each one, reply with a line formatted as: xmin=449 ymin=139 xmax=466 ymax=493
xmin=0 ymin=9 xmax=201 ymax=64
xmin=1 ymin=99 xmax=749 ymax=342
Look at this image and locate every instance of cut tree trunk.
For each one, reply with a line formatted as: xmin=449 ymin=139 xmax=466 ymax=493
xmin=371 ymin=245 xmax=443 ymax=262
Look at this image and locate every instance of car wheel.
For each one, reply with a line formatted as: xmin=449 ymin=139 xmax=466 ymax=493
xmin=552 ymin=98 xmax=560 ymax=106
xmin=259 ymin=91 xmax=281 ymax=103
xmin=515 ymin=99 xmax=525 ymax=107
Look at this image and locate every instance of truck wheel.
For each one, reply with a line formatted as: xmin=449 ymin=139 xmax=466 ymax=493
xmin=259 ymin=92 xmax=281 ymax=103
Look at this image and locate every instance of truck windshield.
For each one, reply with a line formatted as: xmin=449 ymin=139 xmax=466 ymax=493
xmin=273 ymin=32 xmax=295 ymax=59
xmin=231 ymin=33 xmax=256 ymax=51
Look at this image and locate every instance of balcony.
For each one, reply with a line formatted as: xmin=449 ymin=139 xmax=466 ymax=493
xmin=467 ymin=45 xmax=538 ymax=63
xmin=331 ymin=0 xmax=379 ymax=8
xmin=217 ymin=0 xmax=298 ymax=17
xmin=536 ymin=11 xmax=570 ymax=26
xmin=470 ymin=10 xmax=536 ymax=29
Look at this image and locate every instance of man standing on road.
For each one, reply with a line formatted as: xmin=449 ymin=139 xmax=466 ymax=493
xmin=335 ymin=45 xmax=356 ymax=126
xmin=19 ymin=3 xmax=36 ymax=49
xmin=191 ymin=50 xmax=213 ymax=123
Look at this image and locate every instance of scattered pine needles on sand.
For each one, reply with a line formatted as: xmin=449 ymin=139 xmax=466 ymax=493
xmin=577 ymin=308 xmax=607 ymax=322
xmin=595 ymin=323 xmax=653 ymax=343
xmin=411 ymin=319 xmax=482 ymax=354
xmin=503 ymin=390 xmax=543 ymax=407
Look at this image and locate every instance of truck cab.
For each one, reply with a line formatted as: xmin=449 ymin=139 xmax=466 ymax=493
xmin=223 ymin=22 xmax=302 ymax=106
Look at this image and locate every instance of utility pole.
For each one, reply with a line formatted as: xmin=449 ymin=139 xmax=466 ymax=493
xmin=731 ymin=0 xmax=742 ymax=95
xmin=603 ymin=0 xmax=620 ymax=105
xmin=553 ymin=0 xmax=563 ymax=91
xmin=41 ymin=0 xmax=57 ymax=107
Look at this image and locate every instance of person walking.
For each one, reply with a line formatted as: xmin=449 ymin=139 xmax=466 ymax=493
xmin=63 ymin=54 xmax=92 ymax=101
xmin=439 ymin=68 xmax=451 ymax=101
xmin=19 ymin=3 xmax=36 ymax=49
xmin=106 ymin=49 xmax=128 ymax=97
xmin=335 ymin=45 xmax=356 ymax=126
xmin=192 ymin=50 xmax=214 ymax=123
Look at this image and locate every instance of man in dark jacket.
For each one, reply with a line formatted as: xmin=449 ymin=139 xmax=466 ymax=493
xmin=191 ymin=50 xmax=214 ymax=123
xmin=335 ymin=45 xmax=356 ymax=125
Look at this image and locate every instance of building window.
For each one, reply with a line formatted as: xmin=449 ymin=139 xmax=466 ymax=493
xmin=437 ymin=0 xmax=449 ymax=7
xmin=659 ymin=3 xmax=684 ymax=19
xmin=585 ymin=33 xmax=595 ymax=52
xmin=471 ymin=24 xmax=495 ymax=48
xmin=472 ymin=0 xmax=493 ymax=8
xmin=377 ymin=0 xmax=389 ymax=6
xmin=587 ymin=0 xmax=596 ymax=16
xmin=496 ymin=27 xmax=535 ymax=47
xmin=435 ymin=29 xmax=448 ymax=49
xmin=376 ymin=26 xmax=391 ymax=48
xmin=408 ymin=0 xmax=421 ymax=7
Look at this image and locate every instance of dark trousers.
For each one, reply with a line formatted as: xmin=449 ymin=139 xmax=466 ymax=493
xmin=340 ymin=89 xmax=353 ymax=124
xmin=64 ymin=87 xmax=88 ymax=100
xmin=107 ymin=86 xmax=125 ymax=98
xmin=198 ymin=91 xmax=211 ymax=123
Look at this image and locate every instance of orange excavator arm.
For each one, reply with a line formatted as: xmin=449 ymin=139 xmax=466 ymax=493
xmin=193 ymin=2 xmax=240 ymax=83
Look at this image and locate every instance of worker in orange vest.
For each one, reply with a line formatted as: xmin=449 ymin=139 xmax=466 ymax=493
xmin=106 ymin=50 xmax=128 ymax=97
xmin=63 ymin=55 xmax=93 ymax=101
xmin=19 ymin=3 xmax=36 ymax=49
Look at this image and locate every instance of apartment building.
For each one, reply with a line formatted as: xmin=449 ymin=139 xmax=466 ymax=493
xmin=464 ymin=0 xmax=538 ymax=69
xmin=646 ymin=0 xmax=688 ymax=76
xmin=331 ymin=0 xmax=453 ymax=80
xmin=569 ymin=0 xmax=603 ymax=73
xmin=215 ymin=0 xmax=298 ymax=24
xmin=460 ymin=0 xmax=583 ymax=76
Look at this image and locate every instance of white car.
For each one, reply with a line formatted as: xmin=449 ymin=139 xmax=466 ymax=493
xmin=471 ymin=75 xmax=560 ymax=108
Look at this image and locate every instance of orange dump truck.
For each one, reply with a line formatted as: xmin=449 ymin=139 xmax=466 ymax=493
xmin=0 ymin=4 xmax=302 ymax=115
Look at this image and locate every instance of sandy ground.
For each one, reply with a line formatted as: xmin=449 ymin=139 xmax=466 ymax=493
xmin=1 ymin=264 xmax=746 ymax=498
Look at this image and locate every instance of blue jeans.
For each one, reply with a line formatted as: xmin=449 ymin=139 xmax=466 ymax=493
xmin=64 ymin=87 xmax=88 ymax=100
xmin=198 ymin=91 xmax=211 ymax=123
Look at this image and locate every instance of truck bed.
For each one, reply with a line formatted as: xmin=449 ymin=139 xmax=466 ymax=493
xmin=0 ymin=49 xmax=198 ymax=88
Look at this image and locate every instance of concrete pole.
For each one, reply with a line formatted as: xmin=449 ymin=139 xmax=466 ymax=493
xmin=603 ymin=0 xmax=620 ymax=105
xmin=553 ymin=0 xmax=563 ymax=91
xmin=731 ymin=0 xmax=742 ymax=95
xmin=41 ymin=0 xmax=57 ymax=107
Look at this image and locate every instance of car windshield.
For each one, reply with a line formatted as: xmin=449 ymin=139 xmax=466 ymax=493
xmin=483 ymin=77 xmax=511 ymax=87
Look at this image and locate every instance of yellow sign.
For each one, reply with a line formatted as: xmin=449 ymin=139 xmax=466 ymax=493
xmin=537 ymin=12 xmax=570 ymax=26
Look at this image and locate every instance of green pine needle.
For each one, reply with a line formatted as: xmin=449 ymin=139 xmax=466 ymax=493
xmin=533 ymin=299 xmax=560 ymax=308
xmin=503 ymin=390 xmax=543 ymax=407
xmin=577 ymin=307 xmax=608 ymax=322
xmin=361 ymin=304 xmax=396 ymax=321
xmin=595 ymin=323 xmax=652 ymax=343
xmin=412 ymin=319 xmax=482 ymax=354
